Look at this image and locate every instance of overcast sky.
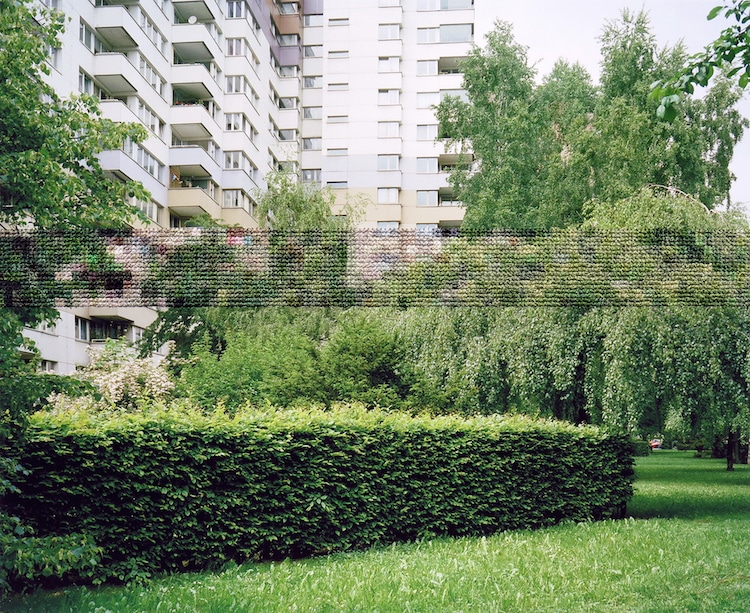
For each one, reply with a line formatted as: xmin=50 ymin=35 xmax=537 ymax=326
xmin=475 ymin=0 xmax=750 ymax=209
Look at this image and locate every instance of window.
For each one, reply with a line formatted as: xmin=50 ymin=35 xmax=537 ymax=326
xmin=227 ymin=38 xmax=245 ymax=56
xmin=226 ymin=113 xmax=243 ymax=131
xmin=439 ymin=194 xmax=462 ymax=207
xmin=277 ymin=33 xmax=299 ymax=46
xmin=328 ymin=115 xmax=349 ymax=123
xmin=224 ymin=189 xmax=243 ymax=208
xmin=417 ymin=223 xmax=439 ymax=234
xmin=303 ymin=138 xmax=322 ymax=150
xmin=137 ymin=99 xmax=163 ymax=136
xmin=79 ymin=20 xmax=107 ymax=54
xmin=278 ymin=96 xmax=297 ymax=109
xmin=378 ymin=155 xmax=400 ymax=171
xmin=419 ymin=0 xmax=473 ymax=8
xmin=328 ymin=82 xmax=348 ymax=91
xmin=329 ymin=18 xmax=349 ymax=26
xmin=134 ymin=198 xmax=159 ymax=221
xmin=304 ymin=14 xmax=323 ymax=26
xmin=417 ymin=27 xmax=439 ymax=43
xmin=328 ymin=148 xmax=348 ymax=156
xmin=226 ymin=75 xmax=248 ymax=94
xmin=303 ymin=106 xmax=323 ymax=119
xmin=277 ymin=64 xmax=297 ymax=77
xmin=225 ymin=151 xmax=244 ymax=169
xmin=378 ymin=121 xmax=400 ymax=138
xmin=417 ymin=92 xmax=439 ymax=108
xmin=378 ymin=24 xmax=400 ymax=40
xmin=417 ymin=190 xmax=438 ymax=206
xmin=279 ymin=2 xmax=298 ymax=14
xmin=378 ymin=56 xmax=400 ymax=72
xmin=378 ymin=89 xmax=400 ymax=105
xmin=440 ymin=24 xmax=473 ymax=43
xmin=75 ymin=317 xmax=89 ymax=341
xmin=124 ymin=139 xmax=162 ymax=179
xmin=303 ymin=75 xmax=322 ymax=88
xmin=417 ymin=60 xmax=438 ymax=76
xmin=440 ymin=88 xmax=469 ymax=101
xmin=227 ymin=1 xmax=244 ymax=18
xmin=328 ymin=50 xmax=349 ymax=59
xmin=138 ymin=53 xmax=164 ymax=95
xmin=378 ymin=188 xmax=399 ymax=204
xmin=78 ymin=70 xmax=97 ymax=96
xmin=379 ymin=0 xmax=401 ymax=6
xmin=327 ymin=181 xmax=348 ymax=189
xmin=302 ymin=169 xmax=322 ymax=183
xmin=417 ymin=158 xmax=438 ymax=173
xmin=304 ymin=45 xmax=323 ymax=57
xmin=377 ymin=221 xmax=399 ymax=231
xmin=276 ymin=128 xmax=297 ymax=141
xmin=39 ymin=360 xmax=57 ymax=373
xmin=417 ymin=124 xmax=438 ymax=140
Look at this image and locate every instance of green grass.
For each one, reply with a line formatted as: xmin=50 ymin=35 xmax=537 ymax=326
xmin=3 ymin=451 xmax=750 ymax=613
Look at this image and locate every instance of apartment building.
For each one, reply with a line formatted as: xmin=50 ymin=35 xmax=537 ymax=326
xmin=27 ymin=0 xmax=474 ymax=372
xmin=300 ymin=0 xmax=472 ymax=233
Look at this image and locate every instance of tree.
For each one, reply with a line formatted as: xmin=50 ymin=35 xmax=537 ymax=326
xmin=652 ymin=0 xmax=750 ymax=119
xmin=1 ymin=0 xmax=149 ymax=434
xmin=437 ymin=12 xmax=747 ymax=229
xmin=0 ymin=0 xmax=149 ymax=588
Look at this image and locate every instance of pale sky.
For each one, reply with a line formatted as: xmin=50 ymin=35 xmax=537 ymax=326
xmin=475 ymin=0 xmax=750 ymax=209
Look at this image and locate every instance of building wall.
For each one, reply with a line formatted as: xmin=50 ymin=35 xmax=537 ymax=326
xmin=299 ymin=0 xmax=472 ymax=230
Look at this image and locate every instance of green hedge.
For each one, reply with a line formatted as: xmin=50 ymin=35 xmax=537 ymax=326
xmin=7 ymin=406 xmax=634 ymax=582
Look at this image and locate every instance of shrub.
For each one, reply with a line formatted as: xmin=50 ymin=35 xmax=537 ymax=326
xmin=7 ymin=405 xmax=634 ymax=584
xmin=632 ymin=440 xmax=651 ymax=456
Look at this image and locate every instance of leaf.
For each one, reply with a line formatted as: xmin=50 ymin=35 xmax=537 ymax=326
xmin=740 ymin=73 xmax=749 ymax=88
xmin=707 ymin=5 xmax=724 ymax=20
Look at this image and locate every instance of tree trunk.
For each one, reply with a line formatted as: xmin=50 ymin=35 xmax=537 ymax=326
xmin=726 ymin=430 xmax=737 ymax=472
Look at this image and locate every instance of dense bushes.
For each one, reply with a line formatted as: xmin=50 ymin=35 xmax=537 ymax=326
xmin=7 ymin=406 xmax=634 ymax=583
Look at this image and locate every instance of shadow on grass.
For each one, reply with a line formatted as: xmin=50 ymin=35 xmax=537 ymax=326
xmin=627 ymin=451 xmax=750 ymax=520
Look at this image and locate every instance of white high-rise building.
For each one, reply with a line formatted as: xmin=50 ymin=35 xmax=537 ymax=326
xmin=25 ymin=0 xmax=474 ymax=372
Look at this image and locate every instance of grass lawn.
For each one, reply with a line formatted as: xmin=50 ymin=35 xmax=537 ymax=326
xmin=3 ymin=451 xmax=749 ymax=613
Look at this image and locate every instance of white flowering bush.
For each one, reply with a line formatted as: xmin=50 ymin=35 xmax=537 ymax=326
xmin=48 ymin=339 xmax=174 ymax=413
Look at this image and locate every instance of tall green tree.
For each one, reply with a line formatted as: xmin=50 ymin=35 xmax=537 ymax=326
xmin=1 ymin=0 xmax=149 ymax=437
xmin=437 ymin=11 xmax=747 ymax=230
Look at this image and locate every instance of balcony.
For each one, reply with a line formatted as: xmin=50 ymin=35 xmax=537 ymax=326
xmin=169 ymin=144 xmax=221 ymax=179
xmin=171 ymin=63 xmax=220 ymax=100
xmin=92 ymin=52 xmax=141 ymax=95
xmin=222 ymin=168 xmax=258 ymax=194
xmin=220 ymin=206 xmax=256 ymax=228
xmin=172 ymin=0 xmax=219 ymax=22
xmin=94 ymin=5 xmax=137 ymax=50
xmin=168 ymin=186 xmax=222 ymax=219
xmin=172 ymin=23 xmax=222 ymax=63
xmin=98 ymin=98 xmax=139 ymax=125
xmin=171 ymin=102 xmax=221 ymax=140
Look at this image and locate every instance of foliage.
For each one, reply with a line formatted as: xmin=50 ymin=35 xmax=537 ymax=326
xmin=0 ymin=1 xmax=148 ymax=228
xmin=0 ymin=514 xmax=102 ymax=592
xmin=255 ymin=171 xmax=357 ymax=231
xmin=48 ymin=340 xmax=174 ymax=413
xmin=652 ymin=0 xmax=750 ymax=119
xmin=3 ymin=453 xmax=748 ymax=612
xmin=0 ymin=0 xmax=149 ymax=591
xmin=6 ymin=406 xmax=634 ymax=583
xmin=437 ymin=12 xmax=747 ymax=229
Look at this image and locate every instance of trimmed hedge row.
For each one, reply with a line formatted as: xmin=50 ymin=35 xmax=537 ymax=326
xmin=8 ymin=406 xmax=634 ymax=582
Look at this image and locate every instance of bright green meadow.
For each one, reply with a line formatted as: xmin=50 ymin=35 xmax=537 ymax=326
xmin=3 ymin=451 xmax=749 ymax=613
